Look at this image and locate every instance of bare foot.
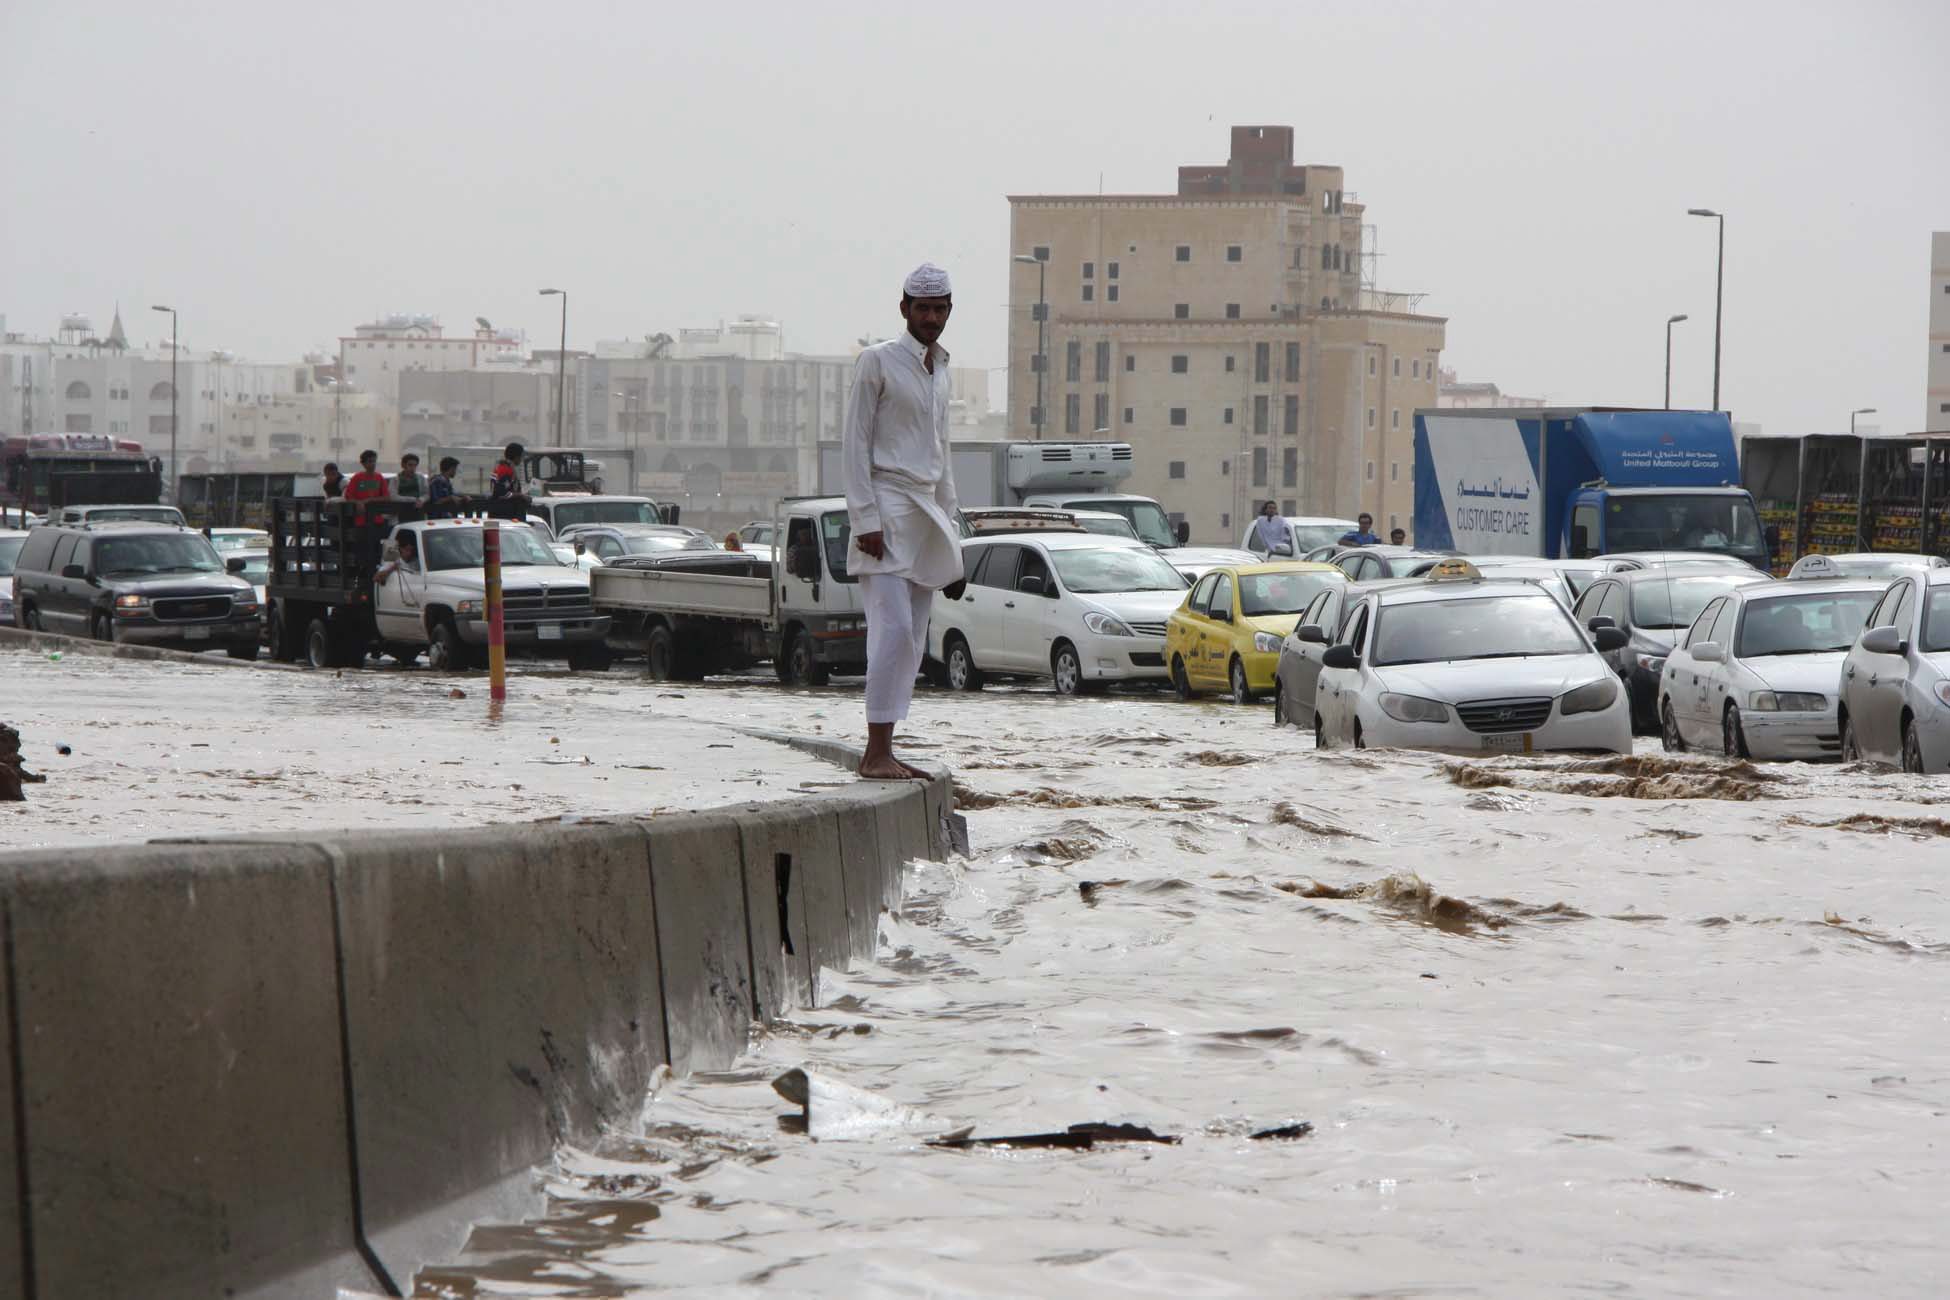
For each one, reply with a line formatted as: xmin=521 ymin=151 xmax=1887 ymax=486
xmin=893 ymin=758 xmax=931 ymax=780
xmin=858 ymin=755 xmax=913 ymax=780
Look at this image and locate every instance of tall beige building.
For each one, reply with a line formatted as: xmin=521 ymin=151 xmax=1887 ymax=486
xmin=1007 ymin=126 xmax=1446 ymax=542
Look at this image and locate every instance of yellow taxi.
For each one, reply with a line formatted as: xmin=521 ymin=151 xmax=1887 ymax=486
xmin=1166 ymin=561 xmax=1348 ymax=703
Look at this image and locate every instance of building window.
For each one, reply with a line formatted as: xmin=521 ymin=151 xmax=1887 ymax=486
xmin=1066 ymin=341 xmax=1082 ymax=381
xmin=1225 ymin=303 xmax=1240 ymax=319
xmin=1093 ymin=393 xmax=1110 ymax=431
xmin=1282 ymin=447 xmax=1298 ymax=487
xmin=1107 ymin=262 xmax=1119 ymax=280
xmin=1175 ymin=245 xmax=1191 ymax=262
xmin=1367 ymin=407 xmax=1376 ymax=429
xmin=1284 ymin=394 xmax=1299 ymax=436
xmin=65 ymin=381 xmax=92 ymax=400
xmin=1030 ymin=405 xmax=1043 ymax=427
xmin=1391 ymin=462 xmax=1400 ymax=482
xmin=1252 ymin=447 xmax=1268 ymax=486
xmin=1282 ymin=498 xmax=1297 ymax=515
xmin=1083 ymin=261 xmax=1095 ymax=279
xmin=1366 ymin=460 xmax=1375 ymax=481
xmin=1254 ymin=343 xmax=1270 ymax=383
xmin=1224 ymin=408 xmax=1235 ymax=425
xmin=1083 ymin=284 xmax=1096 ymax=302
xmin=1171 ymin=354 xmax=1189 ymax=374
xmin=1169 ymin=408 xmax=1187 ymax=427
xmin=1221 ymin=512 xmax=1231 ymax=529
xmin=1391 ymin=409 xmax=1401 ymax=430
xmin=1286 ymin=342 xmax=1301 ymax=380
xmin=1169 ymin=460 xmax=1186 ymax=479
xmin=1124 ymin=354 xmax=1135 ymax=372
xmin=1033 ymin=246 xmax=1049 ymax=261
xmin=1392 ymin=358 xmax=1401 ymax=378
xmin=1226 ymin=245 xmax=1242 ymax=262
xmin=1220 ymin=459 xmax=1230 ymax=475
xmin=1107 ymin=285 xmax=1119 ymax=302
xmin=1065 ymin=393 xmax=1081 ymax=435
xmin=1174 ymin=303 xmax=1189 ymax=319
xmin=1031 ymin=353 xmax=1046 ymax=373
xmin=1225 ymin=355 xmax=1236 ymax=373
xmin=1254 ymin=395 xmax=1269 ymax=435
xmin=1095 ymin=341 xmax=1111 ymax=382
xmin=1411 ymin=360 xmax=1420 ymax=378
xmin=1367 ymin=355 xmax=1377 ymax=376
xmin=1123 ymin=406 xmax=1134 ymax=425
xmin=1032 ymin=303 xmax=1047 ymax=322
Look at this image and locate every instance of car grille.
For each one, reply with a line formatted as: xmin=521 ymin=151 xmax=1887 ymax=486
xmin=1127 ymin=620 xmax=1168 ymax=638
xmin=1455 ymin=697 xmax=1553 ymax=734
xmin=1128 ymin=651 xmax=1164 ymax=667
xmin=152 ymin=596 xmax=234 ymax=622
xmin=501 ymin=587 xmax=594 ymax=623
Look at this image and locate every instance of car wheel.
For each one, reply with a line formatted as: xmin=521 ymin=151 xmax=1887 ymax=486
xmin=91 ymin=612 xmax=113 ymax=643
xmin=24 ymin=605 xmax=45 ymax=632
xmin=1272 ymin=685 xmax=1287 ymax=727
xmin=566 ymin=643 xmax=613 ymax=673
xmin=1353 ymin=721 xmax=1367 ymax=750
xmin=1660 ymin=700 xmax=1685 ymax=753
xmin=787 ymin=631 xmax=829 ymax=686
xmin=945 ymin=634 xmax=983 ymax=691
xmin=1229 ymin=657 xmax=1252 ymax=705
xmin=1171 ymin=656 xmax=1195 ymax=701
xmin=1313 ymin=713 xmax=1327 ymax=750
xmin=1902 ymin=718 xmax=1927 ymax=774
xmin=1051 ymin=642 xmax=1084 ymax=696
xmin=1840 ymin=712 xmax=1863 ymax=763
xmin=1723 ymin=706 xmax=1750 ymax=759
xmin=645 ymin=624 xmax=677 ymax=681
xmin=306 ymin=618 xmax=335 ymax=670
xmin=428 ymin=618 xmax=472 ymax=672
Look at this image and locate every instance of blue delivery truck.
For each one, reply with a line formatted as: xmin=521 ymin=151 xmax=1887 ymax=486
xmin=1412 ymin=407 xmax=1769 ymax=569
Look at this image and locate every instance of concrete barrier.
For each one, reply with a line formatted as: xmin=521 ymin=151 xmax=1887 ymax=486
xmin=0 ymin=732 xmax=955 ymax=1299
xmin=0 ymin=623 xmax=299 ymax=671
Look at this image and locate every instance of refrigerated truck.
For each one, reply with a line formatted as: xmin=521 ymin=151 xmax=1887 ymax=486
xmin=1412 ymin=407 xmax=1769 ymax=568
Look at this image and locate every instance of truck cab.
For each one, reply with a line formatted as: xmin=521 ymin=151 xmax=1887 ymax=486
xmin=770 ymin=496 xmax=868 ymax=683
xmin=1566 ymin=486 xmax=1769 ymax=570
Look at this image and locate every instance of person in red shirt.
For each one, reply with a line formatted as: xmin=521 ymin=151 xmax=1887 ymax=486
xmin=343 ymin=448 xmax=391 ymax=527
xmin=488 ymin=441 xmax=529 ymax=520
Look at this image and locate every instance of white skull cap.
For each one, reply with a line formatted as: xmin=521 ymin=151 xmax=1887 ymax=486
xmin=902 ymin=262 xmax=952 ymax=298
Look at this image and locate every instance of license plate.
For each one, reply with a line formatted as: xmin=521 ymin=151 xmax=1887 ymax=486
xmin=537 ymin=625 xmax=563 ymax=641
xmin=185 ymin=626 xmax=212 ymax=641
xmin=1483 ymin=732 xmax=1533 ymax=753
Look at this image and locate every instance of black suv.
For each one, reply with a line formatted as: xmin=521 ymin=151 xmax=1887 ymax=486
xmin=12 ymin=523 xmax=261 ymax=658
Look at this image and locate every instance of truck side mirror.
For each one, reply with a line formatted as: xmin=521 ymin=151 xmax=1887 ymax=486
xmin=1570 ymin=524 xmax=1591 ymax=558
xmin=1593 ymin=627 xmax=1628 ymax=653
xmin=1321 ymin=644 xmax=1359 ymax=670
xmin=225 ymin=556 xmax=247 ymax=573
xmin=1175 ymin=521 xmax=1191 ymax=546
xmin=61 ymin=563 xmax=85 ymax=580
xmin=1016 ymin=574 xmax=1044 ymax=595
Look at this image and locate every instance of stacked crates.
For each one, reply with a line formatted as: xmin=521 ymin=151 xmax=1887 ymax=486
xmin=1801 ymin=492 xmax=1858 ymax=555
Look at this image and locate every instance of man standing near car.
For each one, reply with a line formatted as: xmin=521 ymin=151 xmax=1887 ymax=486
xmin=1251 ymin=500 xmax=1287 ymax=553
xmin=843 ymin=262 xmax=965 ymax=781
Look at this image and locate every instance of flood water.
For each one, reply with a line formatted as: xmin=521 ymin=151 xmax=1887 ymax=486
xmin=399 ymin=674 xmax=1950 ymax=1298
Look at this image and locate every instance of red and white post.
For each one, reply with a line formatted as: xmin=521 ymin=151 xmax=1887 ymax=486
xmin=483 ymin=520 xmax=507 ymax=702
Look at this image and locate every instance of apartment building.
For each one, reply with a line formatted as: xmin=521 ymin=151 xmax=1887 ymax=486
xmin=1930 ymin=232 xmax=1949 ymax=432
xmin=1007 ymin=126 xmax=1445 ymax=542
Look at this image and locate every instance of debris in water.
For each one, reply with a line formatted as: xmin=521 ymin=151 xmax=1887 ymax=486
xmin=55 ymin=743 xmax=72 ymax=756
xmin=929 ymin=1122 xmax=1180 ymax=1151
xmin=1248 ymin=1122 xmax=1314 ymax=1141
xmin=771 ymin=1068 xmax=946 ymax=1140
xmin=1078 ymin=878 xmax=1130 ymax=902
xmin=448 ymin=688 xmax=467 ymax=700
xmin=1269 ymin=801 xmax=1369 ymax=838
xmin=1646 ymin=1176 xmax=1732 ymax=1197
xmin=1443 ymin=755 xmax=1779 ymax=802
xmin=1184 ymin=750 xmax=1254 ymax=766
xmin=1787 ymin=813 xmax=1950 ymax=839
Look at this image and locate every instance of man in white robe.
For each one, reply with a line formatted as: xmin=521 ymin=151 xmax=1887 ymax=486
xmin=843 ymin=263 xmax=965 ymax=779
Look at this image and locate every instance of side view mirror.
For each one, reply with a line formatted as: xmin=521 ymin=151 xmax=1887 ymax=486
xmin=1593 ymin=626 xmax=1628 ymax=653
xmin=1175 ymin=521 xmax=1191 ymax=546
xmin=61 ymin=563 xmax=85 ymax=580
xmin=1570 ymin=524 xmax=1591 ymax=558
xmin=1322 ymin=644 xmax=1359 ymax=670
xmin=1272 ymin=543 xmax=1294 ymax=557
xmin=1297 ymin=623 xmax=1327 ymax=644
xmin=1586 ymin=615 xmax=1616 ymax=632
xmin=225 ymin=555 xmax=247 ymax=573
xmin=573 ymin=539 xmax=586 ymax=555
xmin=1210 ymin=606 xmax=1232 ymax=623
xmin=1691 ymin=640 xmax=1725 ymax=663
xmin=1860 ymin=625 xmax=1906 ymax=656
xmin=1017 ymin=574 xmax=1044 ymax=595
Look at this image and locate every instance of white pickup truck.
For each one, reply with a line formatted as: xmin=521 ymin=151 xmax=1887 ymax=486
xmin=590 ymin=495 xmax=866 ymax=683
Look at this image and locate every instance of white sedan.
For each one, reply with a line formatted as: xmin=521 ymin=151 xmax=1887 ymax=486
xmin=1787 ymin=552 xmax=1947 ymax=581
xmin=1838 ymin=568 xmax=1950 ymax=772
xmin=1657 ymin=579 xmax=1884 ymax=759
xmin=1314 ymin=577 xmax=1631 ymax=754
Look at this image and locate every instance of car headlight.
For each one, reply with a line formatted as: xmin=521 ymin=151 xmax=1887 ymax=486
xmin=1559 ymin=676 xmax=1619 ymax=715
xmin=233 ymin=599 xmax=259 ymax=614
xmin=1750 ymin=690 xmax=1825 ymax=712
xmin=1634 ymin=653 xmax=1665 ymax=674
xmin=1253 ymin=632 xmax=1283 ymax=653
xmin=1379 ymin=692 xmax=1448 ymax=724
xmin=114 ymin=594 xmax=148 ymax=610
xmin=454 ymin=599 xmax=479 ymax=616
xmin=1082 ymin=611 xmax=1134 ymax=636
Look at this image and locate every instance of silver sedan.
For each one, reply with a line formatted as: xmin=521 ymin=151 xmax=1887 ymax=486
xmin=1838 ymin=569 xmax=1950 ymax=773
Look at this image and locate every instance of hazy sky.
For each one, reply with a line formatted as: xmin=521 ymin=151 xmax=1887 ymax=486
xmin=5 ymin=0 xmax=1946 ymax=433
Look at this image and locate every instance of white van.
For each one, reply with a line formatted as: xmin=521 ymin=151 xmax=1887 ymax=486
xmin=928 ymin=533 xmax=1188 ymax=695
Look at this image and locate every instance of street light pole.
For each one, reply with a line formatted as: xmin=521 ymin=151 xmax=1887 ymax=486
xmin=1686 ymin=209 xmax=1724 ymax=410
xmin=1664 ymin=314 xmax=1688 ymax=410
xmin=1012 ymin=253 xmax=1047 ymax=439
xmin=540 ymin=288 xmax=567 ymax=446
xmin=151 ymin=305 xmax=177 ymax=497
xmin=1850 ymin=407 xmax=1876 ymax=435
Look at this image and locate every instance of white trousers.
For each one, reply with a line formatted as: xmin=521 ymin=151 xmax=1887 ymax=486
xmin=861 ymin=573 xmax=933 ymax=725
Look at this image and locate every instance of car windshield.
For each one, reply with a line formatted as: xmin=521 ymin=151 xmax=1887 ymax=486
xmin=820 ymin=512 xmax=856 ymax=583
xmin=1061 ymin=499 xmax=1175 ymax=548
xmin=1372 ymin=594 xmax=1588 ymax=666
xmin=1924 ymin=588 xmax=1950 ymax=654
xmin=0 ymin=536 xmax=23 ymax=577
xmin=94 ymin=534 xmax=223 ymax=576
xmin=1077 ymin=516 xmax=1139 ymax=540
xmin=422 ymin=527 xmax=559 ymax=571
xmin=1239 ymin=571 xmax=1341 ymax=617
xmin=622 ymin=534 xmax=708 ymax=555
xmin=211 ymin=531 xmax=270 ymax=552
xmin=1050 ymin=545 xmax=1187 ymax=593
xmin=85 ymin=507 xmax=184 ymax=525
xmin=1605 ymin=494 xmax=1765 ymax=559
xmin=1735 ymin=592 xmax=1880 ymax=656
xmin=1290 ymin=524 xmax=1349 ymax=551
xmin=550 ymin=500 xmax=658 ymax=530
xmin=1631 ymin=574 xmax=1758 ymax=629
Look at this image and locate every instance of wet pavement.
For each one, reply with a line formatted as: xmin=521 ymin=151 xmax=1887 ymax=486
xmin=7 ymin=651 xmax=1947 ymax=1296
xmin=395 ymin=672 xmax=1950 ymax=1298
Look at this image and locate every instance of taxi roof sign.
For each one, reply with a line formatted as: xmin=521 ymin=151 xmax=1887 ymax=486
xmin=1426 ymin=558 xmax=1482 ymax=580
